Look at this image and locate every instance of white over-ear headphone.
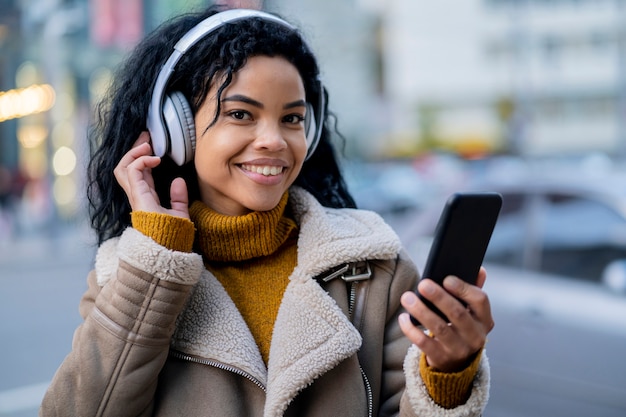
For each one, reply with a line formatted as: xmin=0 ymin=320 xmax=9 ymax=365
xmin=146 ymin=8 xmax=325 ymax=166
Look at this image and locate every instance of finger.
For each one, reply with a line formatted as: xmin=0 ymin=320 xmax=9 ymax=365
xmin=169 ymin=177 xmax=189 ymax=218
xmin=476 ymin=266 xmax=487 ymax=289
xmin=122 ymin=154 xmax=162 ymax=211
xmin=399 ymin=302 xmax=468 ymax=373
xmin=126 ymin=154 xmax=161 ymax=187
xmin=398 ymin=310 xmax=438 ymax=351
xmin=443 ymin=276 xmax=494 ymax=332
xmin=399 ymin=290 xmax=438 ymax=329
xmin=409 ymin=281 xmax=460 ymax=338
xmin=124 ymin=139 xmax=153 ymax=164
xmin=442 ymin=275 xmax=472 ymax=302
xmin=114 ymin=142 xmax=153 ymax=186
xmin=400 ymin=291 xmax=430 ymax=328
xmin=125 ymin=154 xmax=161 ymax=189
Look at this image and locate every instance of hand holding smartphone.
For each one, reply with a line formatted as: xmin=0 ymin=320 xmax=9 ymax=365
xmin=410 ymin=192 xmax=502 ymax=326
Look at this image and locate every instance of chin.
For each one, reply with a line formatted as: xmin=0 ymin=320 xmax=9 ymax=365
xmin=248 ymin=202 xmax=280 ymax=213
xmin=245 ymin=195 xmax=284 ymax=213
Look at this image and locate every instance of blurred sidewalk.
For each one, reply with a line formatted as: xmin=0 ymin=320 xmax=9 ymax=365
xmin=0 ymin=221 xmax=96 ymax=417
xmin=0 ymin=221 xmax=96 ymax=270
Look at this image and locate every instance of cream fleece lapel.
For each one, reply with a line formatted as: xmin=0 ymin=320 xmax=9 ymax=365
xmin=264 ymin=269 xmax=362 ymax=417
xmin=289 ymin=187 xmax=402 ymax=274
xmin=171 ymin=269 xmax=269 ymax=384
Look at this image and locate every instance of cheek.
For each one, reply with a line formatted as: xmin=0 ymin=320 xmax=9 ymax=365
xmin=193 ymin=140 xmax=211 ymax=166
xmin=287 ymin=138 xmax=307 ymax=184
xmin=193 ymin=136 xmax=225 ymax=177
xmin=293 ymin=134 xmax=309 ymax=164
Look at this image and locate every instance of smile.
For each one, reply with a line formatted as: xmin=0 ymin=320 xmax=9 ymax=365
xmin=241 ymin=164 xmax=285 ymax=176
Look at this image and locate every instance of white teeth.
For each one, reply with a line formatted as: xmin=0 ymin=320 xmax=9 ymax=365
xmin=242 ymin=164 xmax=284 ymax=176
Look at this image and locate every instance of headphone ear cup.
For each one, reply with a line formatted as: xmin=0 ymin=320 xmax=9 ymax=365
xmin=162 ymin=91 xmax=196 ymax=166
xmin=304 ymin=102 xmax=318 ymax=160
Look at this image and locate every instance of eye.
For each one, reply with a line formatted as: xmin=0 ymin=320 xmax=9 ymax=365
xmin=283 ymin=114 xmax=305 ymax=125
xmin=227 ymin=110 xmax=252 ymax=121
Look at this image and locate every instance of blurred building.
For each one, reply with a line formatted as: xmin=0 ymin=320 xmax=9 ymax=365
xmin=378 ymin=0 xmax=626 ymax=158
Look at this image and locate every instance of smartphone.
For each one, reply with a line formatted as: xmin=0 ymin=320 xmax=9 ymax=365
xmin=410 ymin=192 xmax=502 ymax=326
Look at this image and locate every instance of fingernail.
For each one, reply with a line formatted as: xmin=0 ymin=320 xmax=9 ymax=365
xmin=402 ymin=292 xmax=417 ymax=306
xmin=421 ymin=280 xmax=436 ymax=295
xmin=445 ymin=276 xmax=461 ymax=290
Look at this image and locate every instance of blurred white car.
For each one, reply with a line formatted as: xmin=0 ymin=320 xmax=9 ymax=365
xmin=397 ymin=169 xmax=626 ymax=417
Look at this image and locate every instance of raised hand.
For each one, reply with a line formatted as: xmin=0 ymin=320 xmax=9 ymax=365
xmin=398 ymin=267 xmax=494 ymax=372
xmin=113 ymin=132 xmax=190 ymax=220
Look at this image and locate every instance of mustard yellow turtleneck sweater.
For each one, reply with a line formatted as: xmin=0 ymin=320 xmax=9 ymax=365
xmin=130 ymin=191 xmax=481 ymax=409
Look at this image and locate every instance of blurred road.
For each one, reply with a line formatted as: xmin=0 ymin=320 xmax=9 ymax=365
xmin=0 ymin=224 xmax=95 ymax=417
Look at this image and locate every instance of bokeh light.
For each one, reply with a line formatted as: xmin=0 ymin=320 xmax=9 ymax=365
xmin=15 ymin=61 xmax=40 ymax=87
xmin=20 ymin=147 xmax=48 ymax=179
xmin=52 ymin=175 xmax=77 ymax=208
xmin=88 ymin=66 xmax=113 ymax=104
xmin=17 ymin=124 xmax=48 ymax=149
xmin=51 ymin=120 xmax=75 ymax=148
xmin=0 ymin=84 xmax=56 ymax=122
xmin=52 ymin=146 xmax=77 ymax=176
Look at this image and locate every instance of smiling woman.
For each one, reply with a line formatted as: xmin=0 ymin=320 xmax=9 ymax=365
xmin=40 ymin=5 xmax=494 ymax=417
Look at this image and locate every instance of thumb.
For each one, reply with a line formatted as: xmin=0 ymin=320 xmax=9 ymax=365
xmin=476 ymin=266 xmax=487 ymax=289
xmin=169 ymin=177 xmax=190 ymax=219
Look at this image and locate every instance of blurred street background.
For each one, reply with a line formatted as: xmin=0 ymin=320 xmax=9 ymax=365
xmin=2 ymin=0 xmax=626 ymax=416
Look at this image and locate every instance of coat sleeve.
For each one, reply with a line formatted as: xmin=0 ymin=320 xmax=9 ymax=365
xmin=40 ymin=228 xmax=204 ymax=417
xmin=378 ymin=251 xmax=491 ymax=417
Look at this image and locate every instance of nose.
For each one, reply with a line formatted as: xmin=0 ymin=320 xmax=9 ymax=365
xmin=254 ymin=120 xmax=287 ymax=152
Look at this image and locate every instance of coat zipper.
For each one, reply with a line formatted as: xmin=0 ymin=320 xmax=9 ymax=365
xmin=169 ymin=350 xmax=266 ymax=392
xmin=360 ymin=364 xmax=374 ymax=417
xmin=350 ymin=280 xmax=374 ymax=417
xmin=348 ymin=280 xmax=358 ymax=319
xmin=321 ymin=262 xmax=373 ymax=417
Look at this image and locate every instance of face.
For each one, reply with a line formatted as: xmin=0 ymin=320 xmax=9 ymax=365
xmin=193 ymin=55 xmax=308 ymax=216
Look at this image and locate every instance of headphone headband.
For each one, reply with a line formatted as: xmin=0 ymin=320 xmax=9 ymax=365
xmin=175 ymin=9 xmax=294 ymax=53
xmin=147 ymin=8 xmax=324 ymax=165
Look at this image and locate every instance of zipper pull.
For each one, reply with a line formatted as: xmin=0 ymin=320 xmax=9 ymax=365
xmin=321 ymin=264 xmax=350 ymax=282
xmin=320 ymin=262 xmax=371 ymax=283
xmin=343 ymin=261 xmax=371 ymax=282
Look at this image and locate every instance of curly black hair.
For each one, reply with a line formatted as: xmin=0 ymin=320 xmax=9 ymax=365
xmin=87 ymin=5 xmax=356 ymax=245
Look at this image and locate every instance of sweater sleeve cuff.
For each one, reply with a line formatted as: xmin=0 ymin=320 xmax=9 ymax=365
xmin=419 ymin=348 xmax=483 ymax=409
xmin=131 ymin=211 xmax=195 ymax=253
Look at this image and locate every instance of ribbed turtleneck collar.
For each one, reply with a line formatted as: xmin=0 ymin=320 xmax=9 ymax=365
xmin=189 ymin=192 xmax=297 ymax=262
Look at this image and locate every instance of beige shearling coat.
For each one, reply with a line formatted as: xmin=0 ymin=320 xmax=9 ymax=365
xmin=40 ymin=187 xmax=490 ymax=417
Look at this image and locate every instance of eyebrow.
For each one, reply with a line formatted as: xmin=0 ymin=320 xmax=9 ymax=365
xmin=222 ymin=94 xmax=306 ymax=110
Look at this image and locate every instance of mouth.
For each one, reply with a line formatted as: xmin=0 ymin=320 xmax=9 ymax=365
xmin=240 ymin=163 xmax=285 ymax=177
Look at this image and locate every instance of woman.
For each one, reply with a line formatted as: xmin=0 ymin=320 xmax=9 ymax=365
xmin=41 ymin=5 xmax=493 ymax=416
